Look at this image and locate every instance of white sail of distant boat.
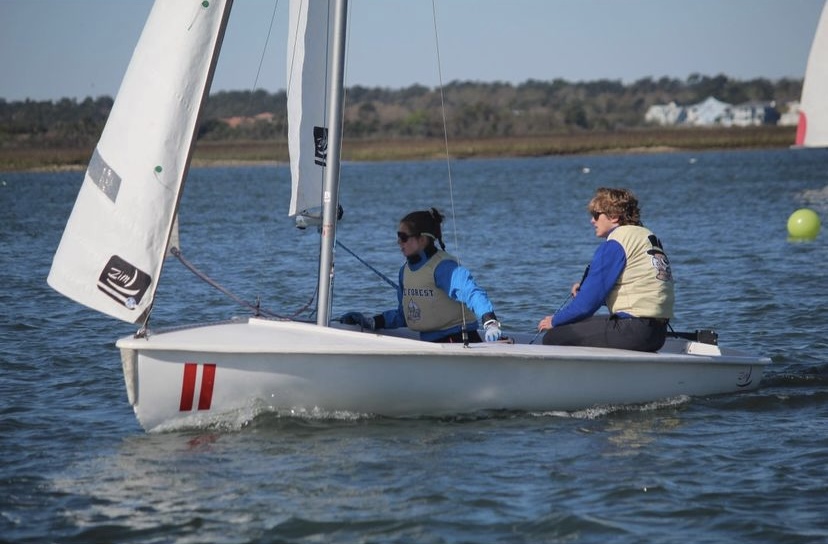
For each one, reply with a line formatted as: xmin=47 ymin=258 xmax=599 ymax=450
xmin=796 ymin=0 xmax=828 ymax=147
xmin=48 ymin=0 xmax=770 ymax=432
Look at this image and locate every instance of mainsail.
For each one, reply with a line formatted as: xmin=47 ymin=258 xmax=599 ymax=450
xmin=48 ymin=0 xmax=233 ymax=324
xmin=796 ymin=0 xmax=828 ymax=147
xmin=286 ymin=0 xmax=336 ymax=223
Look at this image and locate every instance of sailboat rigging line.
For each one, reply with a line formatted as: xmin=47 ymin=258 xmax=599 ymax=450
xmin=529 ymin=265 xmax=590 ymax=343
xmin=528 ymin=293 xmax=574 ymax=344
xmin=429 ymin=0 xmax=470 ymax=339
xmin=428 ymin=1 xmax=457 ymax=252
xmin=336 ymin=240 xmax=398 ymax=290
xmin=169 ymin=247 xmax=311 ymax=320
xmin=249 ymin=0 xmax=281 ymax=100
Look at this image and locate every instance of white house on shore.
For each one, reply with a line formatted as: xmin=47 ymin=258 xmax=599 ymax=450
xmin=685 ymin=96 xmax=731 ymax=126
xmin=644 ymin=101 xmax=685 ymax=125
xmin=645 ymin=96 xmax=782 ymax=127
xmin=726 ymin=101 xmax=781 ymax=127
xmin=777 ymin=101 xmax=801 ymax=126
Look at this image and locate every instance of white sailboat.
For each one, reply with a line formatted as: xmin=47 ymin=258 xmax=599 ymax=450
xmin=796 ymin=0 xmax=828 ymax=147
xmin=48 ymin=0 xmax=770 ymax=432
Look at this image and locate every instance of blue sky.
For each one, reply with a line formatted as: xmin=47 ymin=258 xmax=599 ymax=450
xmin=1 ymin=0 xmax=824 ymax=101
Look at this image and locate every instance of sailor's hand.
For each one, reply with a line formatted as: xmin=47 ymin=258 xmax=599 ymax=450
xmin=570 ymin=282 xmax=581 ymax=297
xmin=340 ymin=312 xmax=375 ymax=330
xmin=537 ymin=315 xmax=553 ymax=332
xmin=483 ymin=319 xmax=502 ymax=342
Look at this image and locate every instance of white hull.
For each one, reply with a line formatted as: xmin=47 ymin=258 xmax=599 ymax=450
xmin=117 ymin=318 xmax=769 ymax=431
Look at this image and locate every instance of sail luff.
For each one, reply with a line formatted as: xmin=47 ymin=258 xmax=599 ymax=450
xmin=47 ymin=0 xmax=234 ymax=324
xmin=797 ymin=0 xmax=828 ymax=147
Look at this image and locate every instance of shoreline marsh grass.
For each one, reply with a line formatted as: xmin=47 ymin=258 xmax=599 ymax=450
xmin=0 ymin=126 xmax=796 ymax=172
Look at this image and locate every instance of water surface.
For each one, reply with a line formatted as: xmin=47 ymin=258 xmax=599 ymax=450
xmin=1 ymin=149 xmax=826 ymax=543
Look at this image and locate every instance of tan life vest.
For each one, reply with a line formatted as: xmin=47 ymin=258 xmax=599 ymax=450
xmin=402 ymin=251 xmax=473 ymax=332
xmin=605 ymin=225 xmax=675 ymax=319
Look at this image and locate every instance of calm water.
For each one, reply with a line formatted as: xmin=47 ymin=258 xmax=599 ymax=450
xmin=2 ymin=149 xmax=827 ymax=543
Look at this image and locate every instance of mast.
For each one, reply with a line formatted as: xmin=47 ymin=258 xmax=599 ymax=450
xmin=316 ymin=0 xmax=348 ymax=326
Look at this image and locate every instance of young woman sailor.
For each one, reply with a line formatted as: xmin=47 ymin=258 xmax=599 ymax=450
xmin=341 ymin=208 xmax=502 ymax=343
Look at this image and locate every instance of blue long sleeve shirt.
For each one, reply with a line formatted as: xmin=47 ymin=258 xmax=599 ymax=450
xmin=552 ymin=238 xmax=627 ymax=327
xmin=381 ymin=250 xmax=495 ymax=341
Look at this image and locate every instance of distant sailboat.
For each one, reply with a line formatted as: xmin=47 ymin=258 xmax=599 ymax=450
xmin=796 ymin=0 xmax=828 ymax=147
xmin=48 ymin=0 xmax=770 ymax=432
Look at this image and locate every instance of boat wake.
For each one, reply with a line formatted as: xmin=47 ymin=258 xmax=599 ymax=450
xmin=532 ymin=395 xmax=692 ymax=420
xmin=796 ymin=184 xmax=828 ymax=212
xmin=760 ymin=361 xmax=828 ymax=388
xmin=146 ymin=395 xmax=705 ymax=433
xmin=147 ymin=401 xmax=383 ymax=433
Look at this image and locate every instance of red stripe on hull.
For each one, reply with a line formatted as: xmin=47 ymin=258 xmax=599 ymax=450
xmin=198 ymin=364 xmax=216 ymax=410
xmin=179 ymin=363 xmax=198 ymax=411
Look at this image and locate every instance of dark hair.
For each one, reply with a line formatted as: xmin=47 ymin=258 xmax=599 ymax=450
xmin=587 ymin=187 xmax=642 ymax=226
xmin=400 ymin=208 xmax=446 ymax=250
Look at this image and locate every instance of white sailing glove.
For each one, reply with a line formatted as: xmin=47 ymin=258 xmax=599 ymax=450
xmin=483 ymin=319 xmax=502 ymax=342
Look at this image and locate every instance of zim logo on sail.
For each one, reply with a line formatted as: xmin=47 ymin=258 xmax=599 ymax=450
xmin=313 ymin=125 xmax=328 ymax=166
xmin=97 ymin=255 xmax=152 ymax=310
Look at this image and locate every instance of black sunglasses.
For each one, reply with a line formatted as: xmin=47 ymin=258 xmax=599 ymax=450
xmin=397 ymin=231 xmax=417 ymax=242
xmin=590 ymin=211 xmax=605 ymax=220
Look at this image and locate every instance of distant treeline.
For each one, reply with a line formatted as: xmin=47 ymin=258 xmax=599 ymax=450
xmin=0 ymin=74 xmax=802 ymax=148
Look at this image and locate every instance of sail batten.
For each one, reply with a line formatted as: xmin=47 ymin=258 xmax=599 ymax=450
xmin=47 ymin=0 xmax=234 ymax=324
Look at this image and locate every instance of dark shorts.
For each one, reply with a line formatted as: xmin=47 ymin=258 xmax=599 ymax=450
xmin=542 ymin=315 xmax=668 ymax=352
